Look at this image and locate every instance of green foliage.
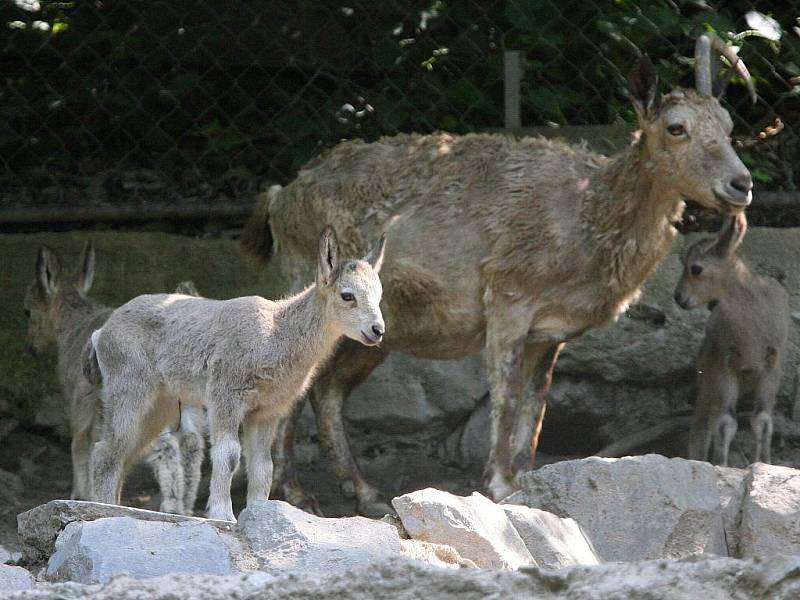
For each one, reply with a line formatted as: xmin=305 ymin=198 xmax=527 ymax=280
xmin=0 ymin=0 xmax=797 ymax=189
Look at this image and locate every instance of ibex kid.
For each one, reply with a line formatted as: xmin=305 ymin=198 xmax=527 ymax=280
xmin=675 ymin=213 xmax=789 ymax=466
xmin=88 ymin=226 xmax=386 ymax=521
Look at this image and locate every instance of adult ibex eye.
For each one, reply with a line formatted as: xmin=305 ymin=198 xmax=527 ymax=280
xmin=340 ymin=292 xmax=355 ymax=302
xmin=667 ymin=124 xmax=685 ymax=137
xmin=690 ymin=264 xmax=703 ymax=276
xmin=23 ymin=308 xmax=31 ymax=318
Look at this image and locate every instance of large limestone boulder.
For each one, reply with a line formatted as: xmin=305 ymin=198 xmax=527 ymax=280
xmin=739 ymin=463 xmax=800 ymax=557
xmin=392 ymin=488 xmax=535 ymax=569
xmin=502 ymin=504 xmax=599 ymax=568
xmin=505 ymin=455 xmax=727 ymax=561
xmin=8 ymin=555 xmax=800 ymax=600
xmin=235 ymin=500 xmax=405 ymax=575
xmin=714 ymin=466 xmax=747 ymax=557
xmin=345 ymin=353 xmax=486 ymax=435
xmin=45 ymin=517 xmax=242 ymax=584
xmin=17 ymin=500 xmax=233 ymax=563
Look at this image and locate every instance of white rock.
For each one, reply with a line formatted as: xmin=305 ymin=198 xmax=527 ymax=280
xmin=235 ymin=500 xmax=404 ymax=575
xmin=0 ymin=563 xmax=35 ymax=592
xmin=739 ymin=462 xmax=800 ymax=557
xmin=714 ymin=465 xmax=747 ymax=556
xmin=17 ymin=500 xmax=233 ymax=563
xmin=392 ymin=488 xmax=535 ymax=570
xmin=45 ymin=517 xmax=240 ymax=584
xmin=502 ymin=504 xmax=599 ymax=568
xmin=505 ymin=454 xmax=727 ymax=561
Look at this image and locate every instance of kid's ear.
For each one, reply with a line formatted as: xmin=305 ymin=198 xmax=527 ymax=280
xmin=713 ymin=212 xmax=747 ymax=258
xmin=364 ymin=233 xmax=387 ymax=273
xmin=317 ymin=225 xmax=339 ymax=286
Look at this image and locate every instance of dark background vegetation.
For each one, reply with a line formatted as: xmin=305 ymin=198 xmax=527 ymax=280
xmin=0 ymin=1 xmax=798 ymax=207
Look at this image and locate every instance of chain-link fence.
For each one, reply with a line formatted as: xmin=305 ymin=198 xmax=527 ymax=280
xmin=1 ymin=1 xmax=798 ymax=214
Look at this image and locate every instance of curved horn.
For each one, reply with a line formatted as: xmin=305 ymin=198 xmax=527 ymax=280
xmin=694 ymin=34 xmax=713 ymax=97
xmin=698 ymin=32 xmax=757 ymax=104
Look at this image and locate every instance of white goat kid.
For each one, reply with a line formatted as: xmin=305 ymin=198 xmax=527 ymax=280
xmin=675 ymin=213 xmax=790 ymax=466
xmin=89 ymin=226 xmax=386 ymax=521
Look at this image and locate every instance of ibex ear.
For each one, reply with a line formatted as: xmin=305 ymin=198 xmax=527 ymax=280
xmin=364 ymin=233 xmax=387 ymax=273
xmin=36 ymin=246 xmax=60 ymax=298
xmin=628 ymin=55 xmax=660 ymax=121
xmin=714 ymin=212 xmax=747 ymax=258
xmin=77 ymin=241 xmax=95 ymax=294
xmin=317 ymin=225 xmax=339 ymax=287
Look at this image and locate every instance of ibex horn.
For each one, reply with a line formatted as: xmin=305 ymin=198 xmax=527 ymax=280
xmin=695 ymin=33 xmax=757 ymax=104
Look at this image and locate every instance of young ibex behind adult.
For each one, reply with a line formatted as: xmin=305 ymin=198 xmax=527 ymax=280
xmin=242 ymin=33 xmax=757 ymax=514
xmin=24 ymin=242 xmax=205 ymax=514
xmin=88 ymin=226 xmax=386 ymax=522
xmin=675 ymin=213 xmax=789 ymax=466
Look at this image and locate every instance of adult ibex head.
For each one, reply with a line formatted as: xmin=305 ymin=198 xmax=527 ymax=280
xmin=628 ymin=33 xmax=755 ymax=213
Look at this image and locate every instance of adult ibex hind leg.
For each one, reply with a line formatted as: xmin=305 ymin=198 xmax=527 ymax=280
xmin=271 ymin=398 xmax=323 ymax=515
xmin=309 ymin=341 xmax=388 ymax=516
xmin=511 ymin=341 xmax=564 ymax=475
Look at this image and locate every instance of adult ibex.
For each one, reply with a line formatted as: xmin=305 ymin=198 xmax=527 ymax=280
xmin=675 ymin=213 xmax=789 ymax=466
xmin=242 ymin=34 xmax=756 ymax=514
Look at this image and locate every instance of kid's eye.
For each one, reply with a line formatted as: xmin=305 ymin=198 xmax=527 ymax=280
xmin=690 ymin=264 xmax=703 ymax=276
xmin=341 ymin=292 xmax=355 ymax=302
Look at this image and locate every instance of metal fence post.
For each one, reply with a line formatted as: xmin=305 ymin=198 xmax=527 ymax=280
xmin=504 ymin=50 xmax=522 ymax=130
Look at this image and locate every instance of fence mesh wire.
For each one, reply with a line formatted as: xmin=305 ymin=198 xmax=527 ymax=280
xmin=1 ymin=1 xmax=798 ymax=215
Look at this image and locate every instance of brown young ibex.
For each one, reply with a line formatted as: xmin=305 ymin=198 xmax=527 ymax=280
xmin=87 ymin=227 xmax=386 ymax=521
xmin=242 ymin=34 xmax=756 ymax=514
xmin=675 ymin=214 xmax=789 ymax=466
xmin=24 ymin=242 xmax=205 ymax=514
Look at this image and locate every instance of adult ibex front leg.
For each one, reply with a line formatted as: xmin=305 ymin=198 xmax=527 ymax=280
xmin=310 ymin=342 xmax=389 ymax=516
xmin=483 ymin=295 xmax=534 ymax=501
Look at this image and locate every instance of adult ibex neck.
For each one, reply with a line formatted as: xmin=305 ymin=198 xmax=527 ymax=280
xmin=583 ymin=135 xmax=684 ymax=292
